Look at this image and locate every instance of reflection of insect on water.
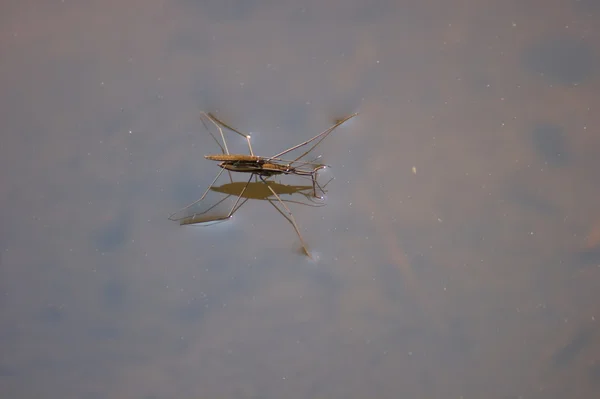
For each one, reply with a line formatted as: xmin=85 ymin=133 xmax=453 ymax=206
xmin=169 ymin=112 xmax=358 ymax=258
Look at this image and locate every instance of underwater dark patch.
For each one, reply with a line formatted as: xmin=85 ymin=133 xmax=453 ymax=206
xmin=573 ymin=246 xmax=600 ymax=268
xmin=0 ymin=365 xmax=16 ymax=377
xmin=590 ymin=361 xmax=600 ymax=382
xmin=102 ymin=278 xmax=127 ymax=310
xmin=38 ymin=305 xmax=64 ymax=324
xmin=523 ymin=36 xmax=595 ymax=84
xmin=531 ymin=123 xmax=569 ymax=166
xmin=506 ymin=179 xmax=559 ymax=216
xmin=178 ymin=0 xmax=262 ymax=19
xmin=551 ymin=327 xmax=591 ymax=368
xmin=576 ymin=0 xmax=600 ymax=14
xmin=92 ymin=214 xmax=129 ymax=253
xmin=176 ymin=299 xmax=209 ymax=324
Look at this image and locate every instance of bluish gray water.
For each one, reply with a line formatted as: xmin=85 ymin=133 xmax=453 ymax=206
xmin=1 ymin=1 xmax=599 ymax=398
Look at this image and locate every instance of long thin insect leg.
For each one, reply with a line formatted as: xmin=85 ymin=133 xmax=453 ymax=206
xmin=201 ymin=113 xmax=234 ymax=182
xmin=200 ymin=113 xmax=227 ymax=154
xmin=246 ymin=136 xmax=254 ymax=156
xmin=268 ymin=113 xmax=358 ymax=161
xmin=261 ymin=176 xmax=312 ymax=259
xmin=226 ymin=173 xmax=254 ymax=218
xmin=178 ymin=194 xmax=238 ymax=225
xmin=168 ymin=168 xmax=227 ymax=221
xmin=313 ymin=169 xmax=334 ymax=199
xmin=202 ymin=112 xmax=231 ymax=155
xmin=290 ymin=113 xmax=358 ymax=164
xmin=180 ymin=175 xmax=252 ymax=225
xmin=207 ymin=112 xmax=255 ymax=156
xmin=310 ymin=165 xmax=330 ymax=198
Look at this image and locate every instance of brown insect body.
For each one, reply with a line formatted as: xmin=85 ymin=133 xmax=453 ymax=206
xmin=218 ymin=160 xmax=289 ymax=176
xmin=204 ymin=154 xmax=290 ymax=176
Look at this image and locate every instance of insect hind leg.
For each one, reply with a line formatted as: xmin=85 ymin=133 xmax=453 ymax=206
xmin=260 ymin=176 xmax=312 ymax=259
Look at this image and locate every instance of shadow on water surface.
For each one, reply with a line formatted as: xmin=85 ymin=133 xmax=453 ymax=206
xmin=170 ymin=176 xmax=332 ymax=260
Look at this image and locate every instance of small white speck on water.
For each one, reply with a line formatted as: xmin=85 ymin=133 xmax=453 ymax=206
xmin=412 ymin=166 xmax=417 ymax=174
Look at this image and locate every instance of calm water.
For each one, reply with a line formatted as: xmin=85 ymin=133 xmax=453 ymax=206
xmin=1 ymin=0 xmax=600 ymax=398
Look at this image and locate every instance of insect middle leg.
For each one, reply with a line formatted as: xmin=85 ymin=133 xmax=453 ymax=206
xmin=168 ymin=168 xmax=227 ymax=221
xmin=225 ymin=173 xmax=254 ymax=218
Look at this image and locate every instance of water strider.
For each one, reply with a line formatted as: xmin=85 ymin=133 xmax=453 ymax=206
xmin=169 ymin=111 xmax=357 ymax=258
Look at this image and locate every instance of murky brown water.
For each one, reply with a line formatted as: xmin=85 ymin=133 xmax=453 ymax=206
xmin=1 ymin=0 xmax=599 ymax=398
